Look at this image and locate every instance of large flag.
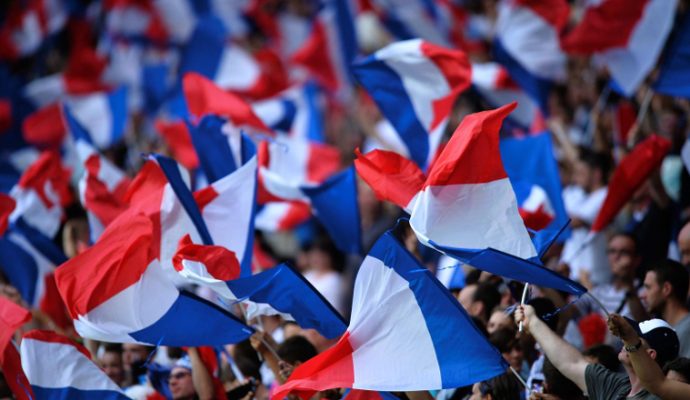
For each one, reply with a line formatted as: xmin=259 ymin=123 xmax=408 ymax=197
xmin=173 ymin=235 xmax=348 ymax=339
xmin=272 ymin=231 xmax=507 ymax=398
xmin=561 ymin=0 xmax=677 ymax=96
xmin=653 ymin=11 xmax=690 ymax=98
xmin=0 ymin=193 xmax=15 ymax=236
xmin=591 ymin=135 xmax=671 ymax=233
xmin=0 ymin=297 xmax=32 ymax=400
xmin=500 ymin=133 xmax=569 ymax=248
xmin=493 ymin=0 xmax=568 ymax=111
xmin=355 ymin=104 xmax=585 ymax=294
xmin=352 ymin=39 xmax=471 ymax=170
xmin=55 ymin=214 xmax=254 ymax=346
xmin=368 ymin=0 xmax=451 ymax=47
xmin=20 ymin=330 xmax=129 ymax=399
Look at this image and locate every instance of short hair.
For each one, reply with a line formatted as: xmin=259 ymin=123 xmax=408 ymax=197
xmin=579 ymin=148 xmax=612 ymax=183
xmin=650 ymin=259 xmax=690 ymax=304
xmin=663 ymin=357 xmax=690 ymax=383
xmin=472 ymin=282 xmax=501 ymax=322
xmin=102 ymin=343 xmax=123 ymax=354
xmin=583 ymin=344 xmax=621 ymax=372
xmin=479 ymin=372 xmax=521 ymax=400
xmin=609 ymin=232 xmax=639 ymax=255
xmin=542 ymin=357 xmax=585 ymax=400
xmin=527 ymin=297 xmax=559 ymax=332
xmin=489 ymin=328 xmax=518 ymax=354
xmin=277 ymin=336 xmax=317 ymax=365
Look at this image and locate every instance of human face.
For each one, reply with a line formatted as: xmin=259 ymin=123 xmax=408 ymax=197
xmin=168 ymin=367 xmax=195 ymax=400
xmin=122 ymin=344 xmax=149 ymax=370
xmin=607 ymin=236 xmax=638 ymax=279
xmin=458 ymin=284 xmax=478 ymax=314
xmin=100 ymin=352 xmax=124 ymax=386
xmin=679 ymin=235 xmax=690 ymax=267
xmin=487 ymin=311 xmax=511 ymax=335
xmin=641 ymin=271 xmax=665 ymax=315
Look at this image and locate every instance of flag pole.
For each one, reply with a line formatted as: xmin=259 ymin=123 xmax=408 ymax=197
xmin=586 ymin=291 xmax=611 ymax=318
xmin=510 ymin=366 xmax=527 ymax=388
xmin=518 ymin=283 xmax=529 ymax=332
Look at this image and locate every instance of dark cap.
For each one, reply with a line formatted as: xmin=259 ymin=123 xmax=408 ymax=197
xmin=625 ymin=317 xmax=680 ymax=366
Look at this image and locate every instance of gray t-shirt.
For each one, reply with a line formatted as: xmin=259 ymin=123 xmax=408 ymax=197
xmin=674 ymin=313 xmax=690 ymax=358
xmin=585 ymin=364 xmax=660 ymax=400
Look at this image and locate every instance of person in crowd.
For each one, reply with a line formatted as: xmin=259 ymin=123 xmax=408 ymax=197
xmin=516 ymin=304 xmax=679 ymax=400
xmin=576 ymin=233 xmax=648 ymax=322
xmin=664 ymin=358 xmax=690 ymax=384
xmin=470 ymin=371 xmax=522 ymax=400
xmin=608 ymin=313 xmax=690 ymax=400
xmin=489 ymin=328 xmax=526 ymax=380
xmin=487 ymin=307 xmax=515 ymax=335
xmin=677 ymin=221 xmax=690 ymax=268
xmin=582 ymin=344 xmax=621 ymax=372
xmin=641 ymin=258 xmax=690 ymax=357
xmin=458 ymin=282 xmax=501 ymax=325
xmin=302 ymin=236 xmax=346 ymax=315
xmin=99 ymin=343 xmax=125 ymax=387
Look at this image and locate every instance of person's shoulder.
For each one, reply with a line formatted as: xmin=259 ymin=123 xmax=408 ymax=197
xmin=585 ymin=363 xmax=630 ymax=399
xmin=674 ymin=312 xmax=690 ymax=331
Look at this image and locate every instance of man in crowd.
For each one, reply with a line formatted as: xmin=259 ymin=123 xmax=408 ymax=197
xmin=641 ymin=259 xmax=690 ymax=358
xmin=516 ymin=304 xmax=679 ymax=399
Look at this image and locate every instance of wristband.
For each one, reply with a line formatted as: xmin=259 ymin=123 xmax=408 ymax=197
xmin=624 ymin=340 xmax=643 ymax=353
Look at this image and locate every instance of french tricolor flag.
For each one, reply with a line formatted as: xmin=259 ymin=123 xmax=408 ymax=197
xmin=20 ymin=330 xmax=129 ymax=399
xmin=0 ymin=193 xmax=15 ymax=236
xmin=180 ymin=16 xmax=273 ymax=98
xmin=252 ymin=82 xmax=325 ymax=142
xmin=173 ymin=236 xmax=348 ymax=339
xmin=471 ymin=62 xmax=542 ymax=131
xmin=272 ymin=231 xmax=507 ymax=398
xmin=55 ymin=214 xmax=254 ymax=346
xmin=562 ymin=0 xmax=677 ymax=96
xmin=0 ymin=297 xmax=32 ymax=400
xmin=0 ymin=0 xmax=67 ymax=60
xmin=292 ymin=0 xmax=358 ymax=99
xmin=63 ymin=105 xmax=130 ymax=242
xmin=369 ymin=0 xmax=451 ymax=47
xmin=493 ymin=0 xmax=568 ymax=111
xmin=352 ymin=39 xmax=472 ymax=170
xmin=355 ymin=104 xmax=586 ymax=294
xmin=9 ymin=151 xmax=72 ymax=239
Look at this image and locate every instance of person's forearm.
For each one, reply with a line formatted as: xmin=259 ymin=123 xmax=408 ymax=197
xmin=528 ymin=316 xmax=588 ymax=391
xmin=188 ymin=348 xmax=216 ymax=400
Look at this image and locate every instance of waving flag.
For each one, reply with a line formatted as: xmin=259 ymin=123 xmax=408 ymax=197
xmin=183 ymin=73 xmax=270 ymax=134
xmin=292 ymin=0 xmax=358 ymax=99
xmin=493 ymin=0 xmax=568 ymax=111
xmin=500 ymin=133 xmax=569 ymax=248
xmin=9 ymin=151 xmax=71 ymax=239
xmin=272 ymin=231 xmax=507 ymax=398
xmin=173 ymin=236 xmax=348 ymax=339
xmin=55 ymin=214 xmax=254 ymax=345
xmin=64 ymin=105 xmax=130 ymax=242
xmin=0 ymin=193 xmax=14 ymax=236
xmin=0 ymin=219 xmax=67 ymax=313
xmin=591 ymin=135 xmax=671 ymax=233
xmin=562 ymin=0 xmax=677 ymax=96
xmin=0 ymin=0 xmax=67 ymax=60
xmin=180 ymin=16 xmax=278 ymax=98
xmin=258 ymin=138 xmax=360 ymax=254
xmin=352 ymin=39 xmax=471 ymax=170
xmin=472 ymin=62 xmax=542 ymax=131
xmin=355 ymin=104 xmax=585 ymax=294
xmin=20 ymin=330 xmax=128 ymax=399
xmin=0 ymin=298 xmax=32 ymax=400
xmin=369 ymin=0 xmax=451 ymax=47
xmin=653 ymin=10 xmax=690 ymax=98
xmin=252 ymin=82 xmax=325 ymax=142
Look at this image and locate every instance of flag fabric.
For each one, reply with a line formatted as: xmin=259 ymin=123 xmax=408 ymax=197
xmin=471 ymin=62 xmax=542 ymax=131
xmin=653 ymin=10 xmax=690 ymax=98
xmin=591 ymin=135 xmax=672 ymax=233
xmin=252 ymin=82 xmax=325 ymax=142
xmin=562 ymin=0 xmax=677 ymax=96
xmin=369 ymin=0 xmax=451 ymax=47
xmin=20 ymin=330 xmax=128 ymax=399
xmin=258 ymin=138 xmax=361 ymax=254
xmin=352 ymin=39 xmax=471 ymax=170
xmin=0 ymin=219 xmax=67 ymax=310
xmin=493 ymin=0 xmax=568 ymax=111
xmin=500 ymin=132 xmax=569 ymax=247
xmin=55 ymin=214 xmax=254 ymax=346
xmin=0 ymin=297 xmax=33 ymax=400
xmin=271 ymin=231 xmax=507 ymax=398
xmin=173 ymin=236 xmax=348 ymax=339
xmin=0 ymin=193 xmax=15 ymax=236
xmin=9 ymin=151 xmax=71 ymax=239
xmin=182 ymin=73 xmax=271 ymax=134
xmin=64 ymin=105 xmax=130 ymax=242
xmin=0 ymin=0 xmax=67 ymax=60
xmin=355 ymin=104 xmax=586 ymax=294
xmin=255 ymin=202 xmax=312 ymax=232
xmin=291 ymin=0 xmax=358 ymax=99
xmin=152 ymin=145 xmax=257 ymax=277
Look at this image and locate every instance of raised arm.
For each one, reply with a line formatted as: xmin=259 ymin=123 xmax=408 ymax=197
xmin=608 ymin=314 xmax=690 ymax=400
xmin=187 ymin=347 xmax=216 ymax=400
xmin=515 ymin=305 xmax=589 ymax=391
